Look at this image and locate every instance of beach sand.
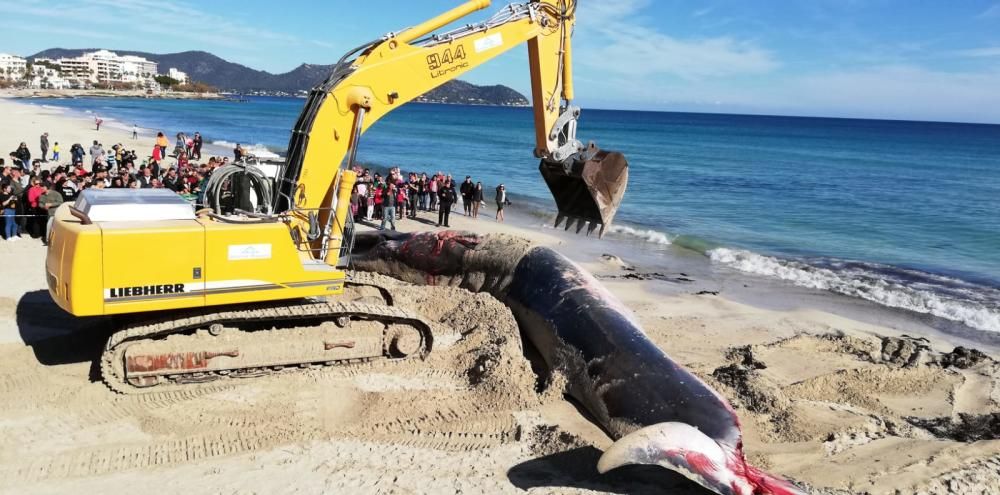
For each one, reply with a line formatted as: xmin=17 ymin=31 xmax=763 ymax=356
xmin=0 ymin=97 xmax=998 ymax=494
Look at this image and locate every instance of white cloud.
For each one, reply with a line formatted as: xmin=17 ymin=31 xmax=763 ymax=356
xmin=721 ymin=65 xmax=1000 ymax=123
xmin=7 ymin=24 xmax=117 ymax=40
xmin=574 ymin=1 xmax=778 ymax=80
xmin=0 ymin=0 xmax=302 ymax=55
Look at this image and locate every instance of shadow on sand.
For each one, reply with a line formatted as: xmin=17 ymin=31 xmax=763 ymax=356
xmin=507 ymin=445 xmax=711 ymax=494
xmin=16 ymin=290 xmax=112 ymax=379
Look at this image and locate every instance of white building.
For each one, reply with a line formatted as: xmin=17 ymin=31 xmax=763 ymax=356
xmin=168 ymin=67 xmax=189 ymax=84
xmin=120 ymin=55 xmax=158 ymax=82
xmin=42 ymin=50 xmax=158 ymax=85
xmin=28 ymin=65 xmax=72 ymax=89
xmin=0 ymin=53 xmax=27 ymax=81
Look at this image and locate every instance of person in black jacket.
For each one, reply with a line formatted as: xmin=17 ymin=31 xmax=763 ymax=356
xmin=70 ymin=143 xmax=85 ymax=165
xmin=496 ymin=183 xmax=509 ymax=223
xmin=459 ymin=176 xmax=474 ymax=216
xmin=193 ymin=132 xmax=203 ymax=160
xmin=40 ymin=133 xmax=49 ymax=162
xmin=9 ymin=143 xmax=30 ymax=171
xmin=471 ymin=181 xmax=484 ymax=219
xmin=437 ymin=178 xmax=457 ymax=227
xmin=162 ymin=168 xmax=184 ymax=192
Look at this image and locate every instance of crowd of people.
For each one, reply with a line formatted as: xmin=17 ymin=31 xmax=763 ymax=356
xmin=349 ymin=168 xmax=511 ymax=231
xmin=3 ymin=129 xmax=226 ymax=243
xmin=3 ymin=127 xmax=516 ymax=243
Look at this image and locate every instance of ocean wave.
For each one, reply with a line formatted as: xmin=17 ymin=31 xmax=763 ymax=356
xmin=708 ymin=248 xmax=1000 ymax=333
xmin=211 ymin=141 xmax=281 ymax=160
xmin=606 ymin=225 xmax=673 ymax=246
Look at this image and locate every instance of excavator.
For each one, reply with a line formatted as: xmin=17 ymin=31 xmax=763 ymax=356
xmin=44 ymin=0 xmax=628 ymax=395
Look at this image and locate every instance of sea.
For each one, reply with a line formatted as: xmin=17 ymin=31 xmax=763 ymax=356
xmin=25 ymin=96 xmax=1000 ymax=342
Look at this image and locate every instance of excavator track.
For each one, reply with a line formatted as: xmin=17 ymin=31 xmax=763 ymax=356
xmin=101 ymin=301 xmax=432 ymax=395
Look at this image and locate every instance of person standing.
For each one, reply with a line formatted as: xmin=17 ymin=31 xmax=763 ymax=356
xmin=380 ymin=182 xmax=397 ymax=231
xmin=428 ymin=172 xmax=439 ymax=211
xmin=40 ymin=181 xmax=64 ymax=244
xmin=89 ymin=140 xmax=104 ymax=171
xmin=354 ymin=177 xmax=368 ymax=222
xmin=416 ymin=173 xmax=427 ymax=211
xmin=51 ymin=142 xmax=60 ymax=162
xmin=155 ymin=132 xmax=169 ymax=158
xmin=471 ymin=182 xmax=484 ymax=219
xmin=1 ymin=183 xmax=18 ymax=241
xmin=95 ymin=116 xmax=103 ymax=131
xmin=132 ymin=124 xmax=138 ymax=140
xmin=40 ymin=133 xmax=49 ymax=162
xmin=437 ymin=178 xmax=456 ymax=227
xmin=460 ymin=176 xmax=474 ymax=216
xmin=26 ymin=178 xmax=46 ymax=238
xmin=10 ymin=143 xmax=31 ymax=172
xmin=193 ymin=132 xmax=203 ymax=160
xmin=495 ymin=183 xmax=508 ymax=223
xmin=9 ymin=169 xmax=27 ymax=237
xmin=175 ymin=133 xmax=187 ymax=158
xmin=394 ymin=176 xmax=406 ymax=220
xmin=406 ymin=173 xmax=420 ymax=219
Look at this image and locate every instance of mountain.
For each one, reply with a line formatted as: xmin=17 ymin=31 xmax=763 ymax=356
xmin=415 ymin=80 xmax=528 ymax=106
xmin=28 ymin=48 xmax=529 ymax=106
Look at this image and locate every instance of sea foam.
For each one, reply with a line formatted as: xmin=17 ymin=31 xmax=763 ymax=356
xmin=606 ymin=225 xmax=673 ymax=246
xmin=708 ymin=247 xmax=1000 ymax=333
xmin=212 ymin=141 xmax=281 ymax=160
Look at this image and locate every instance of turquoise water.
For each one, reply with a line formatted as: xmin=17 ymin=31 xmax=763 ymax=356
xmin=27 ymin=97 xmax=1000 ymax=333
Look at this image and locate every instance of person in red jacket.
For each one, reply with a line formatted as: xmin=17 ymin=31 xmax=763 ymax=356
xmin=27 ymin=178 xmax=46 ymax=238
xmin=373 ymin=183 xmax=384 ymax=221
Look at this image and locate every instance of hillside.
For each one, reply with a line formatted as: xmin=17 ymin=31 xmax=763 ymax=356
xmin=29 ymin=48 xmax=529 ymax=106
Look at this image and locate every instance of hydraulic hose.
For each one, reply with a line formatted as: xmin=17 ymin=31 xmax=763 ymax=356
xmin=204 ymin=162 xmax=274 ymax=216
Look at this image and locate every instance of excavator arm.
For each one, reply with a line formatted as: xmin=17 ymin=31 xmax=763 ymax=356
xmin=274 ymin=0 xmax=628 ymax=262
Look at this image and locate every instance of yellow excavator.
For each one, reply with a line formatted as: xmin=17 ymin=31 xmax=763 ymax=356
xmin=45 ymin=0 xmax=628 ymax=394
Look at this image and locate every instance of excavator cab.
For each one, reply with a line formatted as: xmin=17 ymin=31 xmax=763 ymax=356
xmin=541 ymin=145 xmax=629 ymax=238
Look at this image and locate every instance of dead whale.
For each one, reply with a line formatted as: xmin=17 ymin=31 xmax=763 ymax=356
xmin=351 ymin=230 xmax=805 ymax=495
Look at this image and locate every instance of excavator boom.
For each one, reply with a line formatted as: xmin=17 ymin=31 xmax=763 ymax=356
xmin=44 ymin=0 xmax=629 ymax=396
xmin=275 ymin=0 xmax=628 ymax=254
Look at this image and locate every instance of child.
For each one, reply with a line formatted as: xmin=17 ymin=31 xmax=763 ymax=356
xmin=51 ymin=142 xmax=60 ymax=162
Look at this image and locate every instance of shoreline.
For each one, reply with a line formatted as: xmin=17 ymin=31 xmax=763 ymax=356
xmin=0 ymin=88 xmax=223 ymax=100
xmin=0 ymin=97 xmax=998 ymax=493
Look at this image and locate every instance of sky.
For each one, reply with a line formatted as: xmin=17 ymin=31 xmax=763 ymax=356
xmin=2 ymin=0 xmax=1000 ymax=124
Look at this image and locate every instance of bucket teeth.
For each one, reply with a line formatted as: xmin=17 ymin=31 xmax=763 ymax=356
xmin=538 ymin=148 xmax=629 ymax=239
xmin=586 ymin=222 xmax=599 ymax=236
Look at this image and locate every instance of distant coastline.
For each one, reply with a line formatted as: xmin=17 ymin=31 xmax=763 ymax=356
xmin=0 ymin=88 xmax=222 ymax=100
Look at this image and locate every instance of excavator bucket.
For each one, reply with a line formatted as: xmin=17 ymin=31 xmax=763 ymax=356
xmin=540 ymin=147 xmax=629 ymax=238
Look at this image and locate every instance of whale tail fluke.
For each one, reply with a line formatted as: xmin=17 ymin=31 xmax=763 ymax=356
xmin=597 ymin=422 xmax=807 ymax=495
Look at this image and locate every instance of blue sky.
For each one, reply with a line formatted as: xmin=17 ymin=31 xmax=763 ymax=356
xmin=2 ymin=0 xmax=1000 ymax=123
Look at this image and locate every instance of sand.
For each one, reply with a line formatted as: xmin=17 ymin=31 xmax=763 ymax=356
xmin=0 ymin=97 xmax=998 ymax=494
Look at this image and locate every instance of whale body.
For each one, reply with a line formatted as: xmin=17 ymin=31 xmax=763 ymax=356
xmin=351 ymin=230 xmax=805 ymax=495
